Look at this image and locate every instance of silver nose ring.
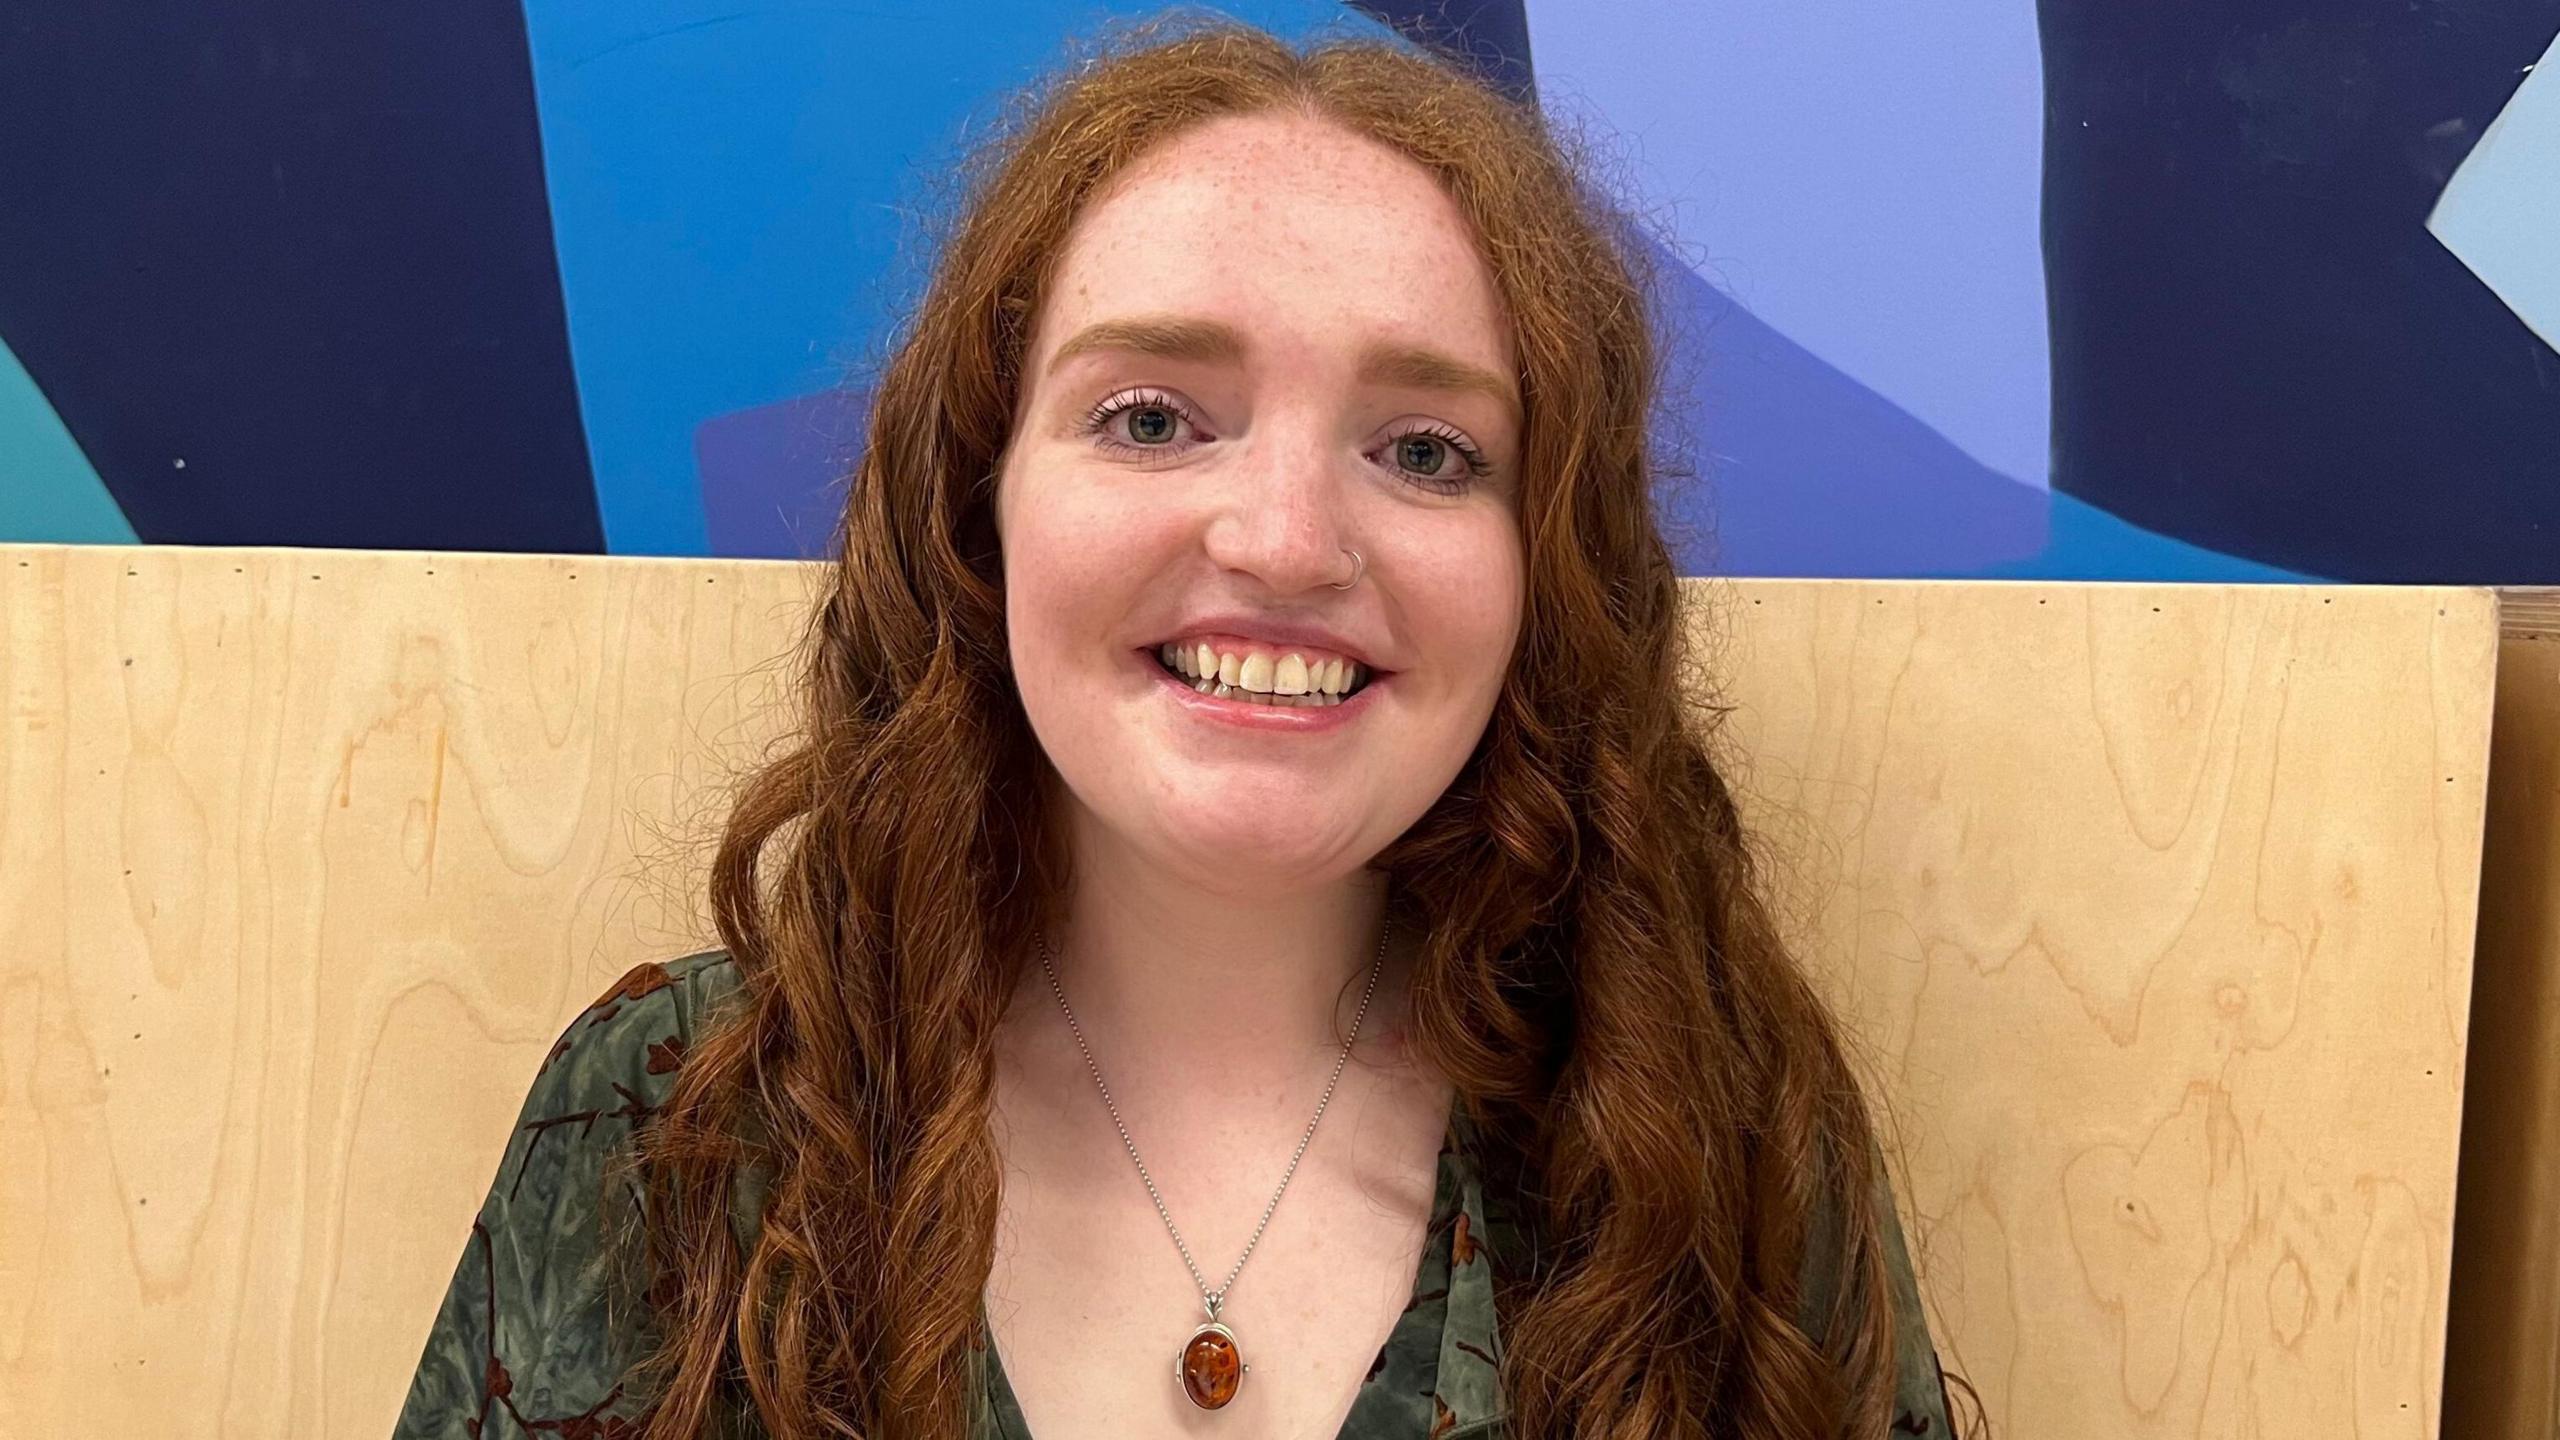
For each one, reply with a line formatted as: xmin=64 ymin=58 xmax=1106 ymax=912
xmin=1328 ymin=546 xmax=1365 ymax=590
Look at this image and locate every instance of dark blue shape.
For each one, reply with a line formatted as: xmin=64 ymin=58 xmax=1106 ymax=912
xmin=2039 ymin=1 xmax=2560 ymax=583
xmin=1346 ymin=0 xmax=1535 ymax=105
xmin=0 ymin=0 xmax=602 ymax=551
xmin=1646 ymin=237 xmax=2050 ymax=578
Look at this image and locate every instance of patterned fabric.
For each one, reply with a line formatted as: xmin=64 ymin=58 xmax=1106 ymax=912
xmin=393 ymin=952 xmax=1956 ymax=1439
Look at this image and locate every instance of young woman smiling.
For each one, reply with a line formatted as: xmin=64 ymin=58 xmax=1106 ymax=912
xmin=395 ymin=17 xmax=1969 ymax=1440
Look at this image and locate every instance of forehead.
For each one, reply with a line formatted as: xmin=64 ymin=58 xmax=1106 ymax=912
xmin=1032 ymin=111 xmax=1514 ymax=375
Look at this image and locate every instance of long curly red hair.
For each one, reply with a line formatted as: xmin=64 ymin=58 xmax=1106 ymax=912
xmin=629 ymin=13 xmax=1951 ymax=1438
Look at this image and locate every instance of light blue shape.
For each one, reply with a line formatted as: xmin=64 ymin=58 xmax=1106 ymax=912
xmin=1977 ymin=492 xmax=2318 ymax=583
xmin=1525 ymin=0 xmax=2053 ymax=487
xmin=521 ymin=0 xmax=1387 ymax=556
xmin=0 ymin=337 xmax=138 ymax=544
xmin=2429 ymin=32 xmax=2560 ymax=352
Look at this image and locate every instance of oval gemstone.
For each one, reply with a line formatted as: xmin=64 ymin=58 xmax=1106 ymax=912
xmin=1180 ymin=1328 xmax=1242 ymax=1409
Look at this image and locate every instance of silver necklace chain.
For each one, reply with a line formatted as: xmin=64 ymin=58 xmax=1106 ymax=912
xmin=1033 ymin=917 xmax=1391 ymax=1322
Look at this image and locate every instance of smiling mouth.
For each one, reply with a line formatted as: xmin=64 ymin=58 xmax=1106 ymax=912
xmin=1146 ymin=645 xmax=1382 ymax=702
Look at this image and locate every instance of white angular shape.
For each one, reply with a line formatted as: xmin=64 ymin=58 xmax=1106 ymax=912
xmin=1274 ymin=654 xmax=1310 ymax=694
xmin=1238 ymin=653 xmax=1274 ymax=692
xmin=2428 ymin=32 xmax=2560 ymax=350
xmin=1196 ymin=641 xmax=1218 ymax=678
xmin=1218 ymin=651 xmax=1241 ymax=686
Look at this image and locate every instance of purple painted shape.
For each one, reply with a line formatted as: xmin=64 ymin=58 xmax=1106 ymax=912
xmin=1527 ymin=0 xmax=2050 ymax=488
xmin=1649 ymin=238 xmax=2048 ymax=578
xmin=693 ymin=384 xmax=873 ymax=560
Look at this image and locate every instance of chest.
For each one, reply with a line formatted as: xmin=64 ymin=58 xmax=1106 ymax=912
xmin=985 ymin=1071 xmax=1454 ymax=1440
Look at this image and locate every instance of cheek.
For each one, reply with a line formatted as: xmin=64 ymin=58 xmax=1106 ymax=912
xmin=1411 ymin=523 xmax=1526 ymax=695
xmin=1001 ymin=476 xmax=1172 ymax=674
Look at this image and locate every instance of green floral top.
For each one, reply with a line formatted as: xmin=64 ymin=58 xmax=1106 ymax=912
xmin=393 ymin=952 xmax=1954 ymax=1439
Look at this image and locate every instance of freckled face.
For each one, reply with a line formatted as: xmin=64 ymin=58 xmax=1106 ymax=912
xmin=995 ymin=110 xmax=1527 ymax=895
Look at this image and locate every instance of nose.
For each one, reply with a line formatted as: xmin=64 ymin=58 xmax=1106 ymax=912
xmin=1198 ymin=422 xmax=1355 ymax=594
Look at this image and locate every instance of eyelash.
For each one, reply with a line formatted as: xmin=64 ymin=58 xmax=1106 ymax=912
xmin=1078 ymin=388 xmax=1495 ymax=495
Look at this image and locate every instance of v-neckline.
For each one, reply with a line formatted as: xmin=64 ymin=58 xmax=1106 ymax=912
xmin=975 ymin=1091 xmax=1499 ymax=1439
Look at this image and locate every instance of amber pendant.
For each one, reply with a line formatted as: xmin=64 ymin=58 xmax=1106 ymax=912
xmin=1176 ymin=1321 xmax=1246 ymax=1409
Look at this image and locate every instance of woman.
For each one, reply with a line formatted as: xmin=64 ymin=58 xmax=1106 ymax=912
xmin=395 ymin=16 xmax=1969 ymax=1440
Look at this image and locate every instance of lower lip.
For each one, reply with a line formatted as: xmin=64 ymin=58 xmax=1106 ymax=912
xmin=1141 ymin=652 xmax=1384 ymax=732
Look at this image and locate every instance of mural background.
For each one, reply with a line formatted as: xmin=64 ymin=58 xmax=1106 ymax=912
xmin=2 ymin=0 xmax=2554 ymax=581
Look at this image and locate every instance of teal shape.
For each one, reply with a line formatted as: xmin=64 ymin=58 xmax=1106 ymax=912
xmin=0 ymin=336 xmax=137 ymax=543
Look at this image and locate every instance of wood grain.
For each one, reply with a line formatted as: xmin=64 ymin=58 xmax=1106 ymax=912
xmin=2442 ymin=590 xmax=2560 ymax=1440
xmin=0 ymin=546 xmax=2502 ymax=1439
xmin=0 ymin=544 xmax=813 ymax=1439
xmin=1691 ymin=578 xmax=2496 ymax=1439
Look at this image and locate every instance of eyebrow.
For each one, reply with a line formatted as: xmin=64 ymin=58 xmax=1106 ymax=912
xmin=1046 ymin=313 xmax=1520 ymax=422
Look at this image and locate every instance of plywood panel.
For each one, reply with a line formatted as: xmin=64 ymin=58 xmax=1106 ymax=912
xmin=0 ymin=544 xmax=815 ymax=1440
xmin=0 ymin=547 xmax=2500 ymax=1439
xmin=2442 ymin=590 xmax=2560 ymax=1440
xmin=1697 ymin=579 xmax=2496 ymax=1439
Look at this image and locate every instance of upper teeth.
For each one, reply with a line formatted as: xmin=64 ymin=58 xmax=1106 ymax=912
xmin=1157 ymin=641 xmax=1367 ymax=697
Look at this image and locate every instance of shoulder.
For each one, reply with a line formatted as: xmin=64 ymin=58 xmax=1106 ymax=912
xmin=496 ymin=949 xmax=744 ymax=1203
xmin=393 ymin=950 xmax=748 ymax=1439
xmin=1797 ymin=1132 xmax=1959 ymax=1436
xmin=513 ymin=949 xmax=738 ymax=1165
xmin=496 ymin=949 xmax=751 ymax=1247
xmin=532 ymin=949 xmax=783 ymax=1279
xmin=538 ymin=948 xmax=746 ymax=1099
xmin=497 ymin=947 xmax=747 ymax=1264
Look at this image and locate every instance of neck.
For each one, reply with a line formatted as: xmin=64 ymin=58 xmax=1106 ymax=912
xmin=1018 ymin=812 xmax=1414 ymax=1113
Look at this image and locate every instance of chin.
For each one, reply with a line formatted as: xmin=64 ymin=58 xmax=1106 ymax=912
xmin=1149 ymin=811 xmax=1355 ymax=887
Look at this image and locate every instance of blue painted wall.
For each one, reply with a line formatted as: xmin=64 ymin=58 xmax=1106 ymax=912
xmin=1 ymin=1 xmax=2551 ymax=581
